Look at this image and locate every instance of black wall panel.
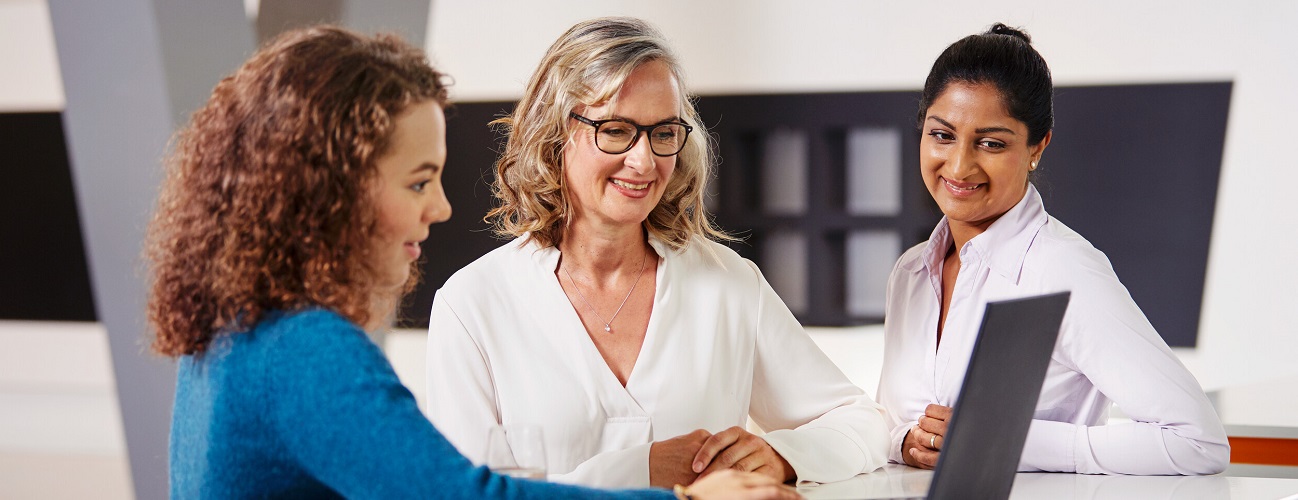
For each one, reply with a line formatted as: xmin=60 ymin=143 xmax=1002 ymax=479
xmin=0 ymin=112 xmax=96 ymax=321
xmin=2 ymin=83 xmax=1230 ymax=349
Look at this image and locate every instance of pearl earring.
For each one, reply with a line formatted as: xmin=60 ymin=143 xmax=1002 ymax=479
xmin=1030 ymin=160 xmax=1038 ymax=170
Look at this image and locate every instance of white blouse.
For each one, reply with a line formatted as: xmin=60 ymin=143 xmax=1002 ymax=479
xmin=425 ymin=236 xmax=890 ymax=488
xmin=877 ymin=185 xmax=1229 ymax=475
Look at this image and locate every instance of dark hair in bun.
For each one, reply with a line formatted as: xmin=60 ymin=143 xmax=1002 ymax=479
xmin=917 ymin=22 xmax=1053 ymax=145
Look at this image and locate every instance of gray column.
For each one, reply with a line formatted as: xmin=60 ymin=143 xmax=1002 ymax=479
xmin=256 ymin=0 xmax=430 ymax=46
xmin=47 ymin=1 xmax=252 ymax=498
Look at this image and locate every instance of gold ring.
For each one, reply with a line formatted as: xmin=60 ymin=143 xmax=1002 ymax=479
xmin=930 ymin=435 xmax=936 ymax=448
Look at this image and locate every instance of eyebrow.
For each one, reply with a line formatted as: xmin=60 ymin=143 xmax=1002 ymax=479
xmin=608 ymin=114 xmax=685 ymax=125
xmin=412 ymin=162 xmax=442 ymax=174
xmin=927 ymin=116 xmax=1017 ymax=135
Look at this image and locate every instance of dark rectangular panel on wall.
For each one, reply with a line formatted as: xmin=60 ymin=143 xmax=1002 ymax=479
xmin=0 ymin=112 xmax=96 ymax=322
xmin=1043 ymin=82 xmax=1231 ymax=348
xmin=398 ymin=102 xmax=515 ymax=327
xmin=397 ymin=84 xmax=1229 ymax=348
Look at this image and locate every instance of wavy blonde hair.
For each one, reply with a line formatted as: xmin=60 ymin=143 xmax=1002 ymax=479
xmin=146 ymin=26 xmax=448 ymax=357
xmin=487 ymin=17 xmax=731 ymax=251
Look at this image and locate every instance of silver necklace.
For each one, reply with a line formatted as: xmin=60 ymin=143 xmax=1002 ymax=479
xmin=562 ymin=250 xmax=649 ymax=333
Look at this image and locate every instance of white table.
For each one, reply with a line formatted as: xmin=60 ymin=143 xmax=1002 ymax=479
xmin=797 ymin=465 xmax=1298 ymax=499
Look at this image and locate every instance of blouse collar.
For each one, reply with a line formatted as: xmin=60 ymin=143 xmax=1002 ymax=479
xmin=903 ymin=184 xmax=1049 ymax=285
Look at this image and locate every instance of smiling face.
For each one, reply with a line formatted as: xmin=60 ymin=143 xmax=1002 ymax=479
xmin=921 ymin=82 xmax=1051 ymax=237
xmin=372 ymin=100 xmax=451 ymax=289
xmin=562 ymin=59 xmax=681 ymax=232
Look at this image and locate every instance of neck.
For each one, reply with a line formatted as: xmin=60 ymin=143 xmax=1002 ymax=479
xmin=362 ymin=288 xmax=401 ymax=333
xmin=559 ymin=219 xmax=651 ymax=281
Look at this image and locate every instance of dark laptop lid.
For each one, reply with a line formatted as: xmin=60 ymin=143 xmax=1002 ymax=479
xmin=925 ymin=291 xmax=1071 ymax=500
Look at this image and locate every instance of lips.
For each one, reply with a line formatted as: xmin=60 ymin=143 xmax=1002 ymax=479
xmin=941 ymin=177 xmax=983 ymax=196
xmin=611 ymin=179 xmax=650 ymax=190
xmin=404 ymin=241 xmax=422 ymax=260
xmin=609 ymin=178 xmax=653 ymax=199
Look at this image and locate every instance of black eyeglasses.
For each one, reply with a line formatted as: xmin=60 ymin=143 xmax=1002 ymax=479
xmin=569 ymin=112 xmax=693 ymax=157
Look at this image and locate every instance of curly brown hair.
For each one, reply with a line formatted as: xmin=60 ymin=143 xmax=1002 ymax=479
xmin=146 ymin=26 xmax=448 ymax=357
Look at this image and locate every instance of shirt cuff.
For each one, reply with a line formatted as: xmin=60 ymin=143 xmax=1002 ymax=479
xmin=887 ymin=421 xmax=916 ymax=465
xmin=763 ymin=427 xmax=867 ymax=484
xmin=548 ymin=441 xmax=654 ymax=488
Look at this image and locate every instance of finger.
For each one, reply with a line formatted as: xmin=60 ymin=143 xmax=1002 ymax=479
xmin=750 ymin=463 xmax=777 ymax=480
xmin=917 ymin=415 xmax=947 ymax=437
xmin=735 ymin=470 xmax=783 ymax=488
xmin=925 ymin=404 xmax=953 ymax=421
xmin=699 ymin=442 xmax=753 ymax=477
xmin=910 ymin=446 xmax=940 ymax=469
xmin=688 ymin=428 xmax=713 ymax=442
xmin=732 ymin=448 xmax=771 ymax=473
xmin=693 ymin=427 xmax=743 ymax=473
xmin=701 ymin=436 xmax=765 ymax=477
xmin=910 ymin=426 xmax=932 ymax=450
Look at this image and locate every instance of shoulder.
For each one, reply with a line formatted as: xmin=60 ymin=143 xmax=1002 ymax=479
xmin=246 ymin=308 xmax=372 ymax=358
xmin=1019 ymin=216 xmax=1142 ymax=315
xmin=1024 ymin=217 xmax=1117 ymax=282
xmin=440 ymin=238 xmax=539 ymax=294
xmin=669 ymin=238 xmax=762 ymax=284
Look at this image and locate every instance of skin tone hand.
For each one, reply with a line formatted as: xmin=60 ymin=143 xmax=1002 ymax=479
xmin=685 ymin=469 xmax=802 ymax=500
xmin=902 ymin=404 xmax=952 ymax=469
xmin=650 ymin=429 xmax=713 ymax=488
xmin=692 ymin=426 xmax=795 ymax=483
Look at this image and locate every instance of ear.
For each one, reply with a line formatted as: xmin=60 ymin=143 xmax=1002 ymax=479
xmin=1030 ymin=130 xmax=1053 ymax=166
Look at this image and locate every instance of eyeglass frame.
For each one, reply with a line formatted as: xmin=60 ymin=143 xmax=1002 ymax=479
xmin=569 ymin=112 xmax=694 ymax=157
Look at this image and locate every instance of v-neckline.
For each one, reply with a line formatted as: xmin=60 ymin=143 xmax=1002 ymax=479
xmin=537 ymin=241 xmax=667 ymax=401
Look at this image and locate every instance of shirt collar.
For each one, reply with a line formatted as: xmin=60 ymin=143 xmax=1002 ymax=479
xmin=967 ymin=184 xmax=1049 ymax=283
xmin=902 ymin=184 xmax=1049 ymax=285
xmin=902 ymin=218 xmax=952 ymax=275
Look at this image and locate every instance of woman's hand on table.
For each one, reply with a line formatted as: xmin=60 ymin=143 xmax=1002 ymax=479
xmin=692 ymin=426 xmax=795 ymax=483
xmin=651 ymin=429 xmax=713 ymax=488
xmin=903 ymin=404 xmax=952 ymax=469
xmin=681 ymin=469 xmax=802 ymax=500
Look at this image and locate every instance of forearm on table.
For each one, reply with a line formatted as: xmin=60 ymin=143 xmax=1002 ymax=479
xmin=1020 ymin=418 xmax=1229 ymax=475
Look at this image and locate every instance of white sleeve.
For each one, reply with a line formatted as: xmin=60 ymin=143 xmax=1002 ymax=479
xmin=424 ymin=292 xmax=500 ymax=464
xmin=744 ymin=262 xmax=892 ymax=483
xmin=874 ymin=261 xmax=921 ymax=465
xmin=547 ymin=443 xmax=653 ymax=488
xmin=1018 ymin=265 xmax=1229 ymax=475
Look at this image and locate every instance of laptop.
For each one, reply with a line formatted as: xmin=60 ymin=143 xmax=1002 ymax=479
xmin=807 ymin=292 xmax=1070 ymax=500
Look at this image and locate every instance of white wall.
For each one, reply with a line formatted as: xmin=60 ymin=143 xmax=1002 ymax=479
xmin=0 ymin=0 xmax=63 ymax=112
xmin=3 ymin=0 xmax=1295 ymax=392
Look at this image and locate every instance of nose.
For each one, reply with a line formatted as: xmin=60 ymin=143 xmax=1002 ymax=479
xmin=947 ymin=143 xmax=978 ymax=180
xmin=424 ymin=183 xmax=451 ymax=224
xmin=623 ymin=130 xmax=656 ymax=175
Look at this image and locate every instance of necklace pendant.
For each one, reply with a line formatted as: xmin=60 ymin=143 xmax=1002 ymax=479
xmin=603 ymin=325 xmax=612 ymax=333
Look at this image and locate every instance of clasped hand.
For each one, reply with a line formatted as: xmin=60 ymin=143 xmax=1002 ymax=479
xmin=902 ymin=404 xmax=952 ymax=469
xmin=649 ymin=427 xmax=795 ymax=488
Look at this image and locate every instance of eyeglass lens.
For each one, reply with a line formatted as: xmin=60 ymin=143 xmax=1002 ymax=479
xmin=596 ymin=121 xmax=688 ymax=156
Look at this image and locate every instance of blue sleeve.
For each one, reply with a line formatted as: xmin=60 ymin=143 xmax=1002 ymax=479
xmin=265 ymin=311 xmax=672 ymax=499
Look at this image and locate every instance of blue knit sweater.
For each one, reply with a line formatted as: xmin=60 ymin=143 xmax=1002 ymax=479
xmin=170 ymin=308 xmax=672 ymax=499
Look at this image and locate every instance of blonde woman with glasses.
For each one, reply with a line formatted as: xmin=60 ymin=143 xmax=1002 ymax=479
xmin=425 ymin=17 xmax=889 ymax=490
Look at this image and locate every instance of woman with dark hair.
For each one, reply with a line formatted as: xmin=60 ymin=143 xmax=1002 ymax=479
xmin=875 ymin=24 xmax=1229 ymax=475
xmin=147 ymin=25 xmax=796 ymax=500
xmin=425 ymin=16 xmax=889 ymax=489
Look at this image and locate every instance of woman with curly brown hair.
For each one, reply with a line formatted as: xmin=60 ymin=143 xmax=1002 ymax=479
xmin=424 ymin=17 xmax=890 ymax=490
xmin=147 ymin=25 xmax=796 ymax=500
